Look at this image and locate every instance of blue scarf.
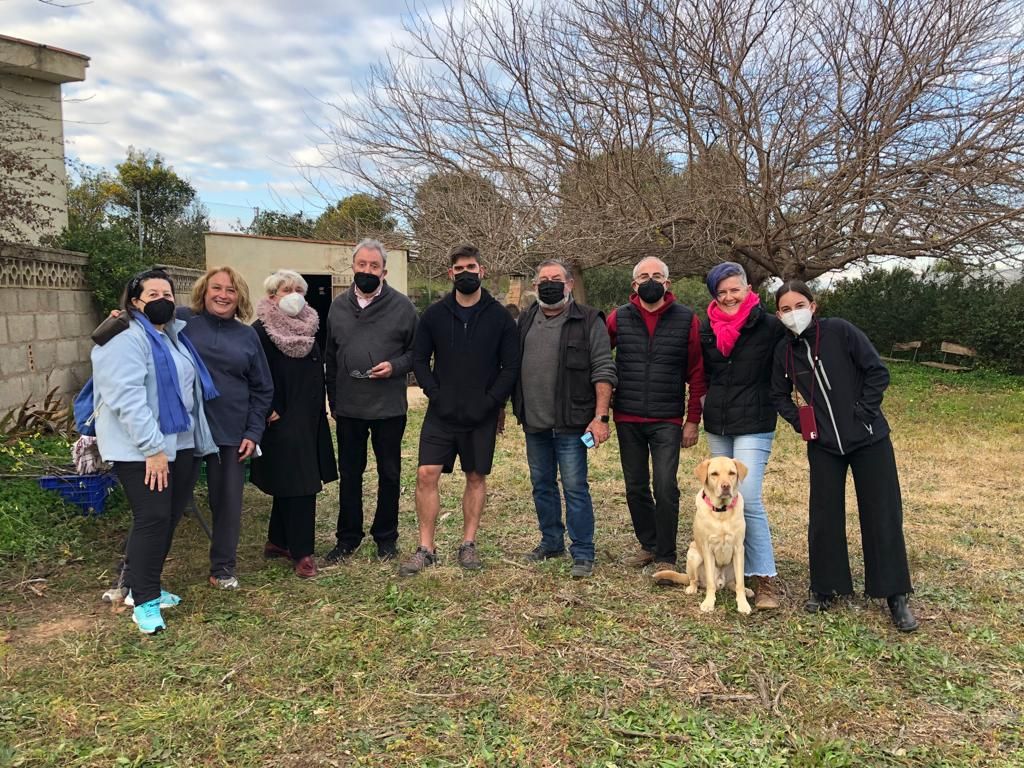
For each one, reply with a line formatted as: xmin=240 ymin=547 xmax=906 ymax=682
xmin=132 ymin=311 xmax=220 ymax=435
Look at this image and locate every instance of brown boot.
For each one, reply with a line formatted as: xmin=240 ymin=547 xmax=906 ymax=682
xmin=753 ymin=576 xmax=780 ymax=609
xmin=622 ymin=547 xmax=655 ymax=568
xmin=294 ymin=555 xmax=318 ymax=579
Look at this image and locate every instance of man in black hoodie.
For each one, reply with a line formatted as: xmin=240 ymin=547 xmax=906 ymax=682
xmin=400 ymin=244 xmax=521 ymax=576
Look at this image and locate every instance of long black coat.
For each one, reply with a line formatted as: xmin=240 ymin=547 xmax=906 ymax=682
xmin=249 ymin=321 xmax=338 ymax=497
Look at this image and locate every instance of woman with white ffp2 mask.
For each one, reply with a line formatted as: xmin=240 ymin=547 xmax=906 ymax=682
xmin=769 ymin=279 xmax=918 ymax=633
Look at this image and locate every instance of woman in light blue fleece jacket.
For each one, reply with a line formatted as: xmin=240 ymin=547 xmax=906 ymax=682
xmin=91 ymin=270 xmax=218 ymax=634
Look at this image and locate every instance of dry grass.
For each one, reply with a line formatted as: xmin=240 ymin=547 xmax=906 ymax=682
xmin=2 ymin=365 xmax=1023 ymax=767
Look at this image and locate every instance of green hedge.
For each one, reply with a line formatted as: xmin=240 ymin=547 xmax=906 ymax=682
xmin=814 ymin=268 xmax=1024 ymax=375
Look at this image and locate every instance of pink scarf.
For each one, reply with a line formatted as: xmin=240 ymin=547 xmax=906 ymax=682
xmin=256 ymin=297 xmax=319 ymax=358
xmin=707 ymin=291 xmax=760 ymax=357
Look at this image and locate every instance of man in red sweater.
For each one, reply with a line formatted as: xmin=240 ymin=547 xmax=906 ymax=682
xmin=607 ymin=257 xmax=707 ymax=580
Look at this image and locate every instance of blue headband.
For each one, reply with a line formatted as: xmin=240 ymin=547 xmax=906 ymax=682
xmin=706 ymin=262 xmax=745 ymax=297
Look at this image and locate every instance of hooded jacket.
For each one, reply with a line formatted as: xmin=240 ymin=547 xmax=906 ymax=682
xmin=770 ymin=317 xmax=891 ymax=456
xmin=412 ymin=289 xmax=520 ymax=431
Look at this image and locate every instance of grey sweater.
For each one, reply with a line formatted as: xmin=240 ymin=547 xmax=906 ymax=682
xmin=324 ymin=282 xmax=418 ymax=420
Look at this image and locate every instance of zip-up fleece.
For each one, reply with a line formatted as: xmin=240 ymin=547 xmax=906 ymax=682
xmin=91 ymin=317 xmax=218 ymax=461
xmin=178 ymin=308 xmax=274 ymax=446
xmin=412 ymin=289 xmax=521 ymax=431
xmin=770 ymin=317 xmax=891 ymax=456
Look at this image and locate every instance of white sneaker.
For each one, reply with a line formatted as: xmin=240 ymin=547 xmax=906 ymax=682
xmin=102 ymin=586 xmax=128 ymax=604
xmin=208 ymin=575 xmax=240 ymax=590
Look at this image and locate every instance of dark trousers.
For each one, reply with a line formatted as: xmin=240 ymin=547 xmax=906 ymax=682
xmin=807 ymin=436 xmax=913 ymax=598
xmin=335 ymin=415 xmax=406 ymax=549
xmin=205 ymin=446 xmax=246 ymax=578
xmin=114 ymin=455 xmax=200 ymax=606
xmin=268 ymin=495 xmax=316 ymax=559
xmin=617 ymin=421 xmax=682 ymax=563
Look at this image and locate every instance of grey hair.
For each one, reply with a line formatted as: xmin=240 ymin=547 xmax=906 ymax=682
xmin=632 ymin=257 xmax=670 ymax=281
xmin=264 ymin=269 xmax=308 ymax=296
xmin=534 ymin=258 xmax=571 ymax=282
xmin=352 ymin=238 xmax=388 ymax=267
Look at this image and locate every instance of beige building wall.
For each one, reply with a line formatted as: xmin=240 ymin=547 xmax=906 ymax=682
xmin=0 ymin=36 xmax=89 ymax=244
xmin=204 ymin=233 xmax=409 ymax=298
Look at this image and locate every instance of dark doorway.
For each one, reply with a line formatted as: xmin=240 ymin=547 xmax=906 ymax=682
xmin=302 ymin=273 xmax=333 ymax=351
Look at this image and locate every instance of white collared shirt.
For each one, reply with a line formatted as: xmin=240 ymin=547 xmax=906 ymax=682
xmin=355 ymin=284 xmax=383 ymax=308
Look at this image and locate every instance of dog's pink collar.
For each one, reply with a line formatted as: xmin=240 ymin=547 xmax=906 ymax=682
xmin=703 ymin=492 xmax=738 ymax=513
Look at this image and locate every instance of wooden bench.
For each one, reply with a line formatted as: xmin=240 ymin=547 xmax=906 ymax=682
xmin=920 ymin=341 xmax=976 ymax=372
xmin=881 ymin=340 xmax=922 ymax=363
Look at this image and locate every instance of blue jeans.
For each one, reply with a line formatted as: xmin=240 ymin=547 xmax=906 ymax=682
xmin=705 ymin=431 xmax=778 ymax=577
xmin=525 ymin=430 xmax=595 ymax=561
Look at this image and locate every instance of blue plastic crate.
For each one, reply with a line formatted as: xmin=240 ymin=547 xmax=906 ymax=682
xmin=37 ymin=473 xmax=119 ymax=516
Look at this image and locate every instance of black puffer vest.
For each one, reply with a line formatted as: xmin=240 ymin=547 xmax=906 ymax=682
xmin=614 ymin=301 xmax=693 ymax=418
xmin=512 ymin=301 xmax=604 ymax=431
xmin=700 ymin=305 xmax=784 ymax=435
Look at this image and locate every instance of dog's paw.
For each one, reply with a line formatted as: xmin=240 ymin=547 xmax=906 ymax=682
xmin=737 ymin=599 xmax=753 ymax=615
xmin=684 ymin=585 xmax=698 ymax=595
xmin=700 ymin=598 xmax=716 ymax=613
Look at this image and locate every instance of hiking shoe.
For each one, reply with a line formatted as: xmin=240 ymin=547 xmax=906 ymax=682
xmin=131 ymin=598 xmax=165 ymax=635
xmin=209 ymin=575 xmax=240 ymax=590
xmin=457 ymin=541 xmax=483 ymax=570
xmin=323 ymin=543 xmax=357 ymax=564
xmin=294 ymin=555 xmax=318 ymax=579
xmin=125 ymin=590 xmax=180 ymax=609
xmin=804 ymin=591 xmax=838 ymax=613
xmin=263 ymin=541 xmax=291 ymax=559
xmin=753 ymin=576 xmax=781 ymax=610
xmin=377 ymin=542 xmax=399 ymax=561
xmin=102 ymin=586 xmax=128 ymax=604
xmin=622 ymin=547 xmax=655 ymax=568
xmin=571 ymin=559 xmax=594 ymax=579
xmin=399 ymin=546 xmax=437 ymax=577
xmin=526 ymin=545 xmax=566 ymax=562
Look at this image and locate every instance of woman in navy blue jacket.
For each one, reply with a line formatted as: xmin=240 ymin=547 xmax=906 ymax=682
xmin=769 ymin=280 xmax=918 ymax=632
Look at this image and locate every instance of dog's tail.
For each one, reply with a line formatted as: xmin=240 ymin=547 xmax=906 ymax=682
xmin=652 ymin=570 xmax=690 ymax=586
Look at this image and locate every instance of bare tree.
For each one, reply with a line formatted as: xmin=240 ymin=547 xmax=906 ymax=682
xmin=318 ymin=0 xmax=1024 ymax=283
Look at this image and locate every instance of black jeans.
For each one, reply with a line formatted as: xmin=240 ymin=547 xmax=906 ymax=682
xmin=807 ymin=436 xmax=913 ymax=598
xmin=205 ymin=446 xmax=247 ymax=578
xmin=617 ymin=421 xmax=682 ymax=563
xmin=268 ymin=495 xmax=316 ymax=559
xmin=114 ymin=455 xmax=200 ymax=606
xmin=335 ymin=415 xmax=406 ymax=549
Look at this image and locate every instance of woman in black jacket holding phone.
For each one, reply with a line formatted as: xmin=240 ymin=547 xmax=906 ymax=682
xmin=769 ymin=280 xmax=918 ymax=632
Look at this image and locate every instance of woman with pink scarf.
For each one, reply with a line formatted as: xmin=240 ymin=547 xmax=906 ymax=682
xmin=250 ymin=270 xmax=338 ymax=579
xmin=698 ymin=262 xmax=786 ymax=610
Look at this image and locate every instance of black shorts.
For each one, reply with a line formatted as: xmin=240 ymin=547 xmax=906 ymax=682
xmin=418 ymin=415 xmax=499 ymax=475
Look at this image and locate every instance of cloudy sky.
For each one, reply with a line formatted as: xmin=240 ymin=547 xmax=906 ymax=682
xmin=3 ymin=0 xmax=424 ymax=227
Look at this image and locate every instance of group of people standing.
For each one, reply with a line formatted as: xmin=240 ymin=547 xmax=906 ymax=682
xmin=88 ymin=239 xmax=917 ymax=635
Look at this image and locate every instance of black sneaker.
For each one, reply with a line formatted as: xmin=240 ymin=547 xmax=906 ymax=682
xmin=571 ymin=559 xmax=594 ymax=579
xmin=377 ymin=542 xmax=399 ymax=561
xmin=526 ymin=545 xmax=565 ymax=562
xmin=323 ymin=544 xmax=356 ymax=564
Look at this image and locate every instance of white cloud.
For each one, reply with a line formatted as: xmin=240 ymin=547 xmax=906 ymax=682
xmin=2 ymin=0 xmax=425 ymax=212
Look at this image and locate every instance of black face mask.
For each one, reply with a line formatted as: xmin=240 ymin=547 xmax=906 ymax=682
xmin=353 ymin=272 xmax=381 ymax=294
xmin=453 ymin=272 xmax=481 ymax=295
xmin=141 ymin=297 xmax=175 ymax=325
xmin=537 ymin=280 xmax=567 ymax=306
xmin=636 ymin=279 xmax=666 ymax=304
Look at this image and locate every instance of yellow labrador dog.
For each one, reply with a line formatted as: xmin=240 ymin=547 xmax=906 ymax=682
xmin=652 ymin=457 xmax=753 ymax=614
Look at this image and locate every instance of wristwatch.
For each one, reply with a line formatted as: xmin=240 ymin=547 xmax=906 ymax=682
xmin=598 ymin=415 xmax=610 ymax=423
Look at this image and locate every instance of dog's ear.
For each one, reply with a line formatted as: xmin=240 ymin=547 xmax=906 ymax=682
xmin=695 ymin=458 xmax=711 ymax=484
xmin=734 ymin=460 xmax=749 ymax=483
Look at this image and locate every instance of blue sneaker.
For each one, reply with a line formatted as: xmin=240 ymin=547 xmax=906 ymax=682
xmin=131 ymin=598 xmax=166 ymax=634
xmin=124 ymin=590 xmax=180 ymax=609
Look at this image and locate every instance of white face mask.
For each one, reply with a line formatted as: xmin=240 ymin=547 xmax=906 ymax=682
xmin=780 ymin=307 xmax=813 ymax=335
xmin=278 ymin=292 xmax=306 ymax=317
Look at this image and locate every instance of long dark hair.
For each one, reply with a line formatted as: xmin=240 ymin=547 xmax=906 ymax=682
xmin=121 ymin=269 xmax=175 ymax=313
xmin=774 ymin=279 xmax=814 ymax=305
